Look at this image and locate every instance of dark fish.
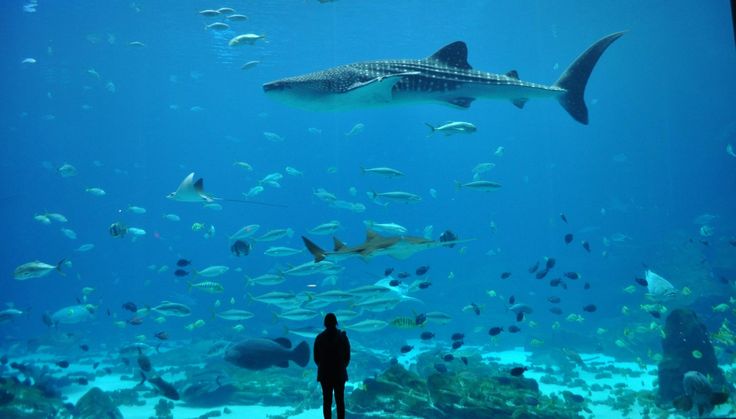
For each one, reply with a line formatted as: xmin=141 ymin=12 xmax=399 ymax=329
xmin=451 ymin=333 xmax=464 ymax=341
xmin=109 ymin=222 xmax=127 ymax=238
xmin=137 ymin=349 xmax=152 ymax=372
xmin=649 ymin=311 xmax=661 ymax=319
xmin=500 ymin=272 xmax=512 ymax=279
xmin=516 ymin=312 xmax=524 ymax=322
xmin=122 ymin=302 xmax=137 ymax=312
xmin=10 ymin=362 xmax=27 ymax=372
xmin=442 ymin=354 xmax=454 ymax=362
xmin=488 ymin=327 xmax=503 ymax=336
xmin=400 ymin=345 xmax=413 ymax=353
xmin=508 ymin=325 xmax=521 ymax=333
xmin=528 ymin=261 xmax=539 ymax=273
xmin=230 ymin=239 xmax=251 ymax=256
xmin=176 ymin=259 xmax=191 ymax=267
xmin=535 ymin=269 xmax=549 ymax=279
xmin=560 ymin=213 xmax=568 ymax=224
xmin=388 ymin=279 xmax=401 ymax=287
xmin=415 ymin=265 xmax=430 ymax=276
xmin=42 ymin=312 xmax=53 ymax=327
xmin=470 ymin=303 xmax=481 ymax=316
xmin=420 ymin=331 xmax=435 ymax=340
xmin=564 ymin=233 xmax=573 ymax=244
xmin=79 ymin=344 xmax=89 ymax=352
xmin=730 ymin=239 xmax=736 ymax=247
xmin=154 ymin=331 xmax=169 ymax=340
xmin=545 ymin=258 xmax=556 ymax=270
xmin=451 ymin=340 xmax=463 ymax=350
xmin=582 ymin=304 xmax=597 ymax=313
xmin=564 ymin=272 xmax=580 ymax=280
xmin=460 ymin=356 xmax=468 ymax=365
xmin=561 ymin=282 xmax=568 ymax=290
xmin=145 ymin=374 xmax=180 ymax=400
xmin=174 ymin=269 xmax=189 ymax=277
xmin=508 ymin=295 xmax=515 ymax=305
xmin=549 ymin=278 xmax=562 ymax=287
xmin=635 ymin=277 xmax=648 ymax=287
xmin=581 ymin=241 xmax=591 ymax=252
xmin=77 ymin=377 xmax=89 ymax=385
xmin=93 ymin=362 xmax=100 ymax=369
xmin=547 ymin=296 xmax=561 ymax=304
xmin=384 ymin=267 xmax=394 ymax=276
xmin=439 ymin=230 xmax=458 ymax=247
xmin=128 ymin=317 xmax=144 ymax=326
xmin=417 ymin=281 xmax=432 ymax=289
xmin=56 ymin=360 xmax=70 ymax=368
xmin=415 ymin=313 xmax=427 ymax=325
xmin=562 ymin=391 xmax=585 ymax=403
xmin=584 ymin=282 xmax=591 ymax=290
xmin=225 ymin=338 xmax=310 ymax=370
xmin=510 ymin=366 xmax=528 ymax=377
xmin=434 ymin=363 xmax=448 ymax=373
xmin=397 ymin=272 xmax=411 ymax=279
xmin=549 ymin=307 xmax=563 ymax=315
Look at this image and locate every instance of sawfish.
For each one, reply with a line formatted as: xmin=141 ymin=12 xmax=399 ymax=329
xmin=263 ymin=32 xmax=624 ymax=124
xmin=302 ymin=230 xmax=471 ymax=262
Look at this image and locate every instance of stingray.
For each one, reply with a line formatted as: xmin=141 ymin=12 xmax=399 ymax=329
xmin=167 ymin=172 xmax=216 ymax=203
xmin=166 ymin=172 xmax=285 ymax=207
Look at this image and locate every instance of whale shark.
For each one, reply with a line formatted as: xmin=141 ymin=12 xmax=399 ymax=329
xmin=263 ymin=32 xmax=623 ymax=124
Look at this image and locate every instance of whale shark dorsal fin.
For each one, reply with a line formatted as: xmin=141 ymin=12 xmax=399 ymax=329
xmin=193 ymin=178 xmax=204 ymax=193
xmin=505 ymin=70 xmax=519 ymax=79
xmin=429 ymin=41 xmax=471 ymax=70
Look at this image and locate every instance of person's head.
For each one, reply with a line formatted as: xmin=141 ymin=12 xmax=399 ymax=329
xmin=324 ymin=312 xmax=337 ymax=328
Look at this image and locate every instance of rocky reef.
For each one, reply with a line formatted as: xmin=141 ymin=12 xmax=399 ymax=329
xmin=348 ymin=361 xmax=586 ymax=418
xmin=74 ymin=387 xmax=123 ymax=419
xmin=657 ymin=308 xmax=729 ymax=404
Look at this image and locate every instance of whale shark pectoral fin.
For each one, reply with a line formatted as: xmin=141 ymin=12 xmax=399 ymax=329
xmin=446 ymin=97 xmax=475 ymax=109
xmin=512 ymin=98 xmax=528 ymax=109
xmin=345 ymin=72 xmax=419 ymax=104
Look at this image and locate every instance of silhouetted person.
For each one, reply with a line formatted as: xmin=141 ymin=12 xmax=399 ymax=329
xmin=314 ymin=313 xmax=350 ymax=419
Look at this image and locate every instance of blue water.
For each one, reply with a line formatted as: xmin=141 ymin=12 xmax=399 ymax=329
xmin=2 ymin=0 xmax=735 ymax=416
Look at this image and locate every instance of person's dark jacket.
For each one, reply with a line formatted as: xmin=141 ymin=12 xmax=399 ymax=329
xmin=314 ymin=327 xmax=350 ymax=382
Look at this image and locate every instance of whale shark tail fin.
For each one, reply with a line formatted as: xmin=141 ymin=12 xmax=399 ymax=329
xmin=554 ymin=32 xmax=625 ymax=125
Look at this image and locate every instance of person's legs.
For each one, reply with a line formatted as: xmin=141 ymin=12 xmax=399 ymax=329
xmin=320 ymin=381 xmax=334 ymax=419
xmin=334 ymin=381 xmax=345 ymax=419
